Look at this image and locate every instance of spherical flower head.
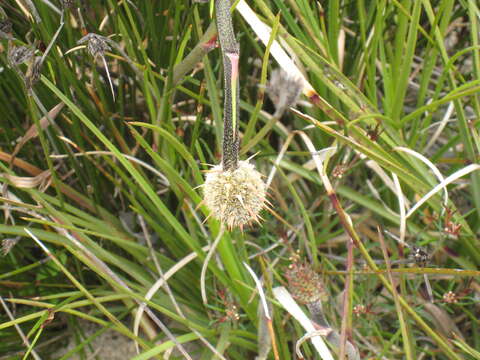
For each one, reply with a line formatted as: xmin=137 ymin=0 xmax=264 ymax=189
xmin=285 ymin=263 xmax=326 ymax=304
xmin=203 ymin=160 xmax=267 ymax=229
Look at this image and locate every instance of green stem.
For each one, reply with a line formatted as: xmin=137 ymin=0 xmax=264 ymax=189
xmin=216 ymin=0 xmax=240 ymax=170
xmin=172 ymin=21 xmax=218 ymax=86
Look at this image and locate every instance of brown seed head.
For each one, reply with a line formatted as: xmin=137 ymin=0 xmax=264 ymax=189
xmin=2 ymin=237 xmax=20 ymax=256
xmin=285 ymin=262 xmax=326 ymax=304
xmin=442 ymin=291 xmax=458 ymax=304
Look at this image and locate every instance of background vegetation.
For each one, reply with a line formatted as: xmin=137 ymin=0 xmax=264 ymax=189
xmin=0 ymin=0 xmax=479 ymax=359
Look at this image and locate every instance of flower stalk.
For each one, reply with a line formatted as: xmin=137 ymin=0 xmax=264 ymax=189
xmin=201 ymin=1 xmax=267 ymax=229
xmin=215 ymin=0 xmax=240 ymax=171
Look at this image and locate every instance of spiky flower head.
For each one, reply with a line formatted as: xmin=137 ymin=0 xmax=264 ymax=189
xmin=285 ymin=262 xmax=326 ymax=304
xmin=8 ymin=45 xmax=35 ymax=67
xmin=7 ymin=45 xmax=43 ymax=90
xmin=203 ymin=160 xmax=266 ymax=229
xmin=78 ymin=33 xmax=111 ymax=60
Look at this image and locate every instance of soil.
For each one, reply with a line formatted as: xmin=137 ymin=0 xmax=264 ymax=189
xmin=50 ymin=319 xmax=137 ymax=360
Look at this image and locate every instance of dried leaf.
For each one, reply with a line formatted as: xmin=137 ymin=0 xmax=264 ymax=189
xmin=12 ymin=102 xmax=65 ymax=161
xmin=20 ymin=0 xmax=41 ymax=22
xmin=2 ymin=170 xmax=51 ymax=190
xmin=423 ymin=302 xmax=465 ymax=341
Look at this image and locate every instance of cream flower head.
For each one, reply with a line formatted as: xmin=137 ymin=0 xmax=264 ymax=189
xmin=203 ymin=160 xmax=267 ymax=229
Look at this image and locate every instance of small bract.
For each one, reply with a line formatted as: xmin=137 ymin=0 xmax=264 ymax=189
xmin=203 ymin=160 xmax=266 ymax=229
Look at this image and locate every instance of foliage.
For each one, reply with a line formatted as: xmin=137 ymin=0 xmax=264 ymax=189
xmin=0 ymin=0 xmax=479 ymax=359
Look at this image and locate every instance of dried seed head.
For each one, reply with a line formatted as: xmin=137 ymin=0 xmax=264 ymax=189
xmin=62 ymin=0 xmax=76 ymax=8
xmin=267 ymin=68 xmax=304 ymax=116
xmin=2 ymin=237 xmax=20 ymax=256
xmin=442 ymin=291 xmax=458 ymax=304
xmin=285 ymin=262 xmax=326 ymax=304
xmin=353 ymin=304 xmax=367 ymax=317
xmin=203 ymin=160 xmax=266 ymax=229
xmin=0 ymin=19 xmax=13 ymax=39
xmin=410 ymin=245 xmax=429 ymax=267
xmin=25 ymin=55 xmax=43 ymax=90
xmin=332 ymin=164 xmax=346 ymax=179
xmin=8 ymin=45 xmax=35 ymax=67
xmin=78 ymin=33 xmax=111 ymax=59
xmin=7 ymin=44 xmax=42 ymax=90
xmin=78 ymin=32 xmax=116 ymax=101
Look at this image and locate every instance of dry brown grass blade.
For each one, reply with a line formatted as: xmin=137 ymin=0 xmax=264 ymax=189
xmin=422 ymin=302 xmax=465 ymax=342
xmin=2 ymin=171 xmax=51 ymax=190
xmin=0 ymin=151 xmax=44 ymax=175
xmin=0 ymin=151 xmax=94 ymax=212
xmin=11 ymin=102 xmax=65 ymax=163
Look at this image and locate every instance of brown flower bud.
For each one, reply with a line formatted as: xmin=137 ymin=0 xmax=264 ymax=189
xmin=285 ymin=263 xmax=326 ymax=304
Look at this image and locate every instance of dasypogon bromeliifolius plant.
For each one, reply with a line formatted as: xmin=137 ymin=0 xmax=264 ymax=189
xmin=202 ymin=0 xmax=267 ymax=230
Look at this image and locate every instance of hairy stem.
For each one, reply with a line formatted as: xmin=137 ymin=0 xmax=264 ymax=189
xmin=216 ymin=0 xmax=240 ymax=170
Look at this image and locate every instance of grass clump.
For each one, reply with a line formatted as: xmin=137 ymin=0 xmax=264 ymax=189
xmin=0 ymin=0 xmax=480 ymax=359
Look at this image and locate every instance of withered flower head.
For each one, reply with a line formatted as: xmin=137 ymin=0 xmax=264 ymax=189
xmin=442 ymin=291 xmax=458 ymax=304
xmin=285 ymin=262 xmax=326 ymax=304
xmin=63 ymin=0 xmax=76 ymax=8
xmin=2 ymin=237 xmax=20 ymax=256
xmin=267 ymin=68 xmax=304 ymax=116
xmin=25 ymin=55 xmax=43 ymax=90
xmin=410 ymin=245 xmax=429 ymax=267
xmin=8 ymin=45 xmax=35 ymax=67
xmin=78 ymin=33 xmax=111 ymax=59
xmin=203 ymin=160 xmax=267 ymax=229
xmin=0 ymin=19 xmax=13 ymax=39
